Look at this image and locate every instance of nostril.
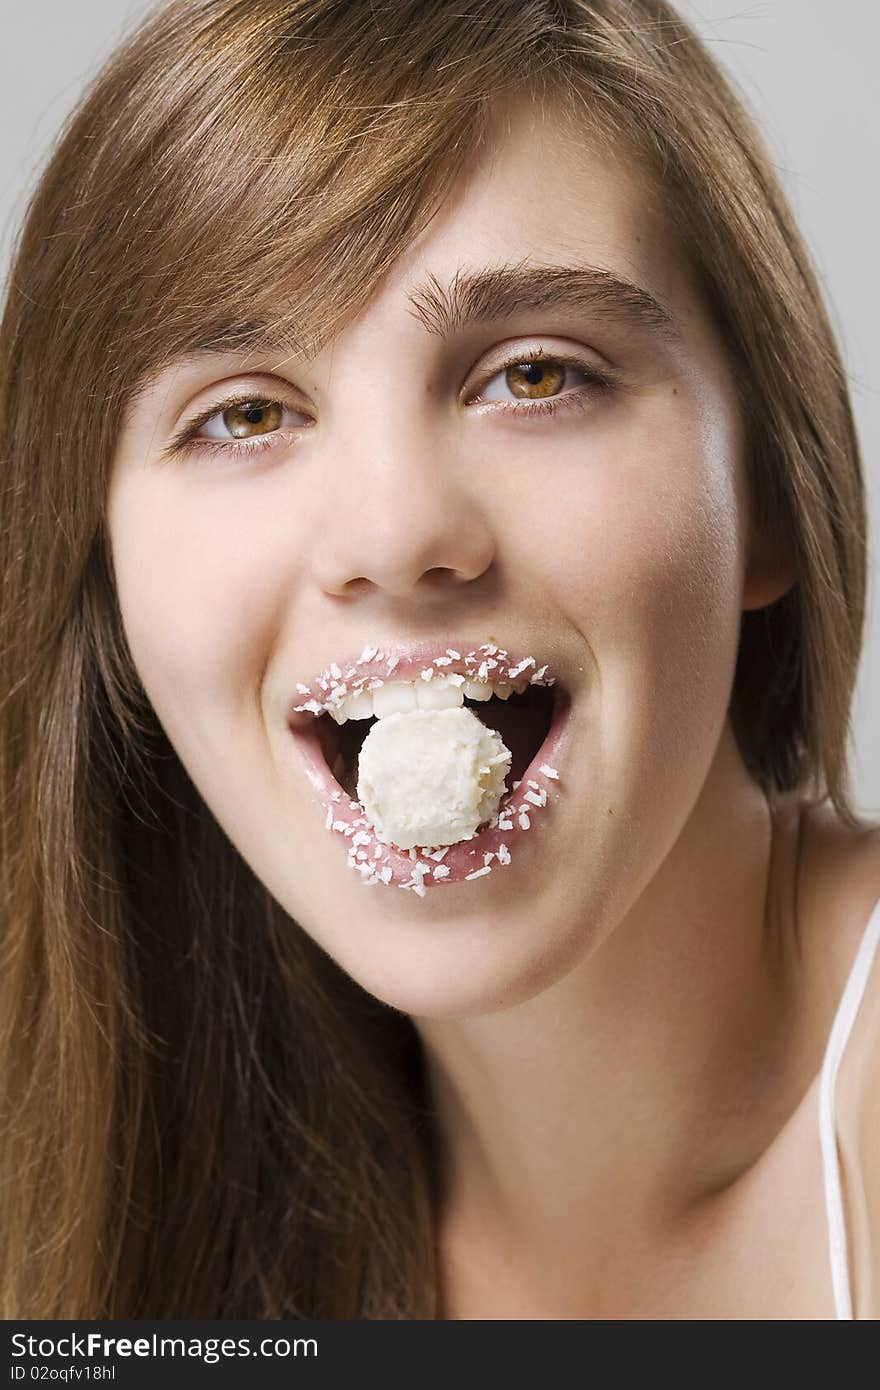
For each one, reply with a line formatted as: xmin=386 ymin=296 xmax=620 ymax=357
xmin=424 ymin=566 xmax=458 ymax=584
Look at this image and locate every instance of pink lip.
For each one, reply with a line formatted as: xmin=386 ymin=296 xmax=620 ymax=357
xmin=286 ymin=640 xmax=556 ymax=726
xmin=287 ymin=679 xmax=573 ymax=895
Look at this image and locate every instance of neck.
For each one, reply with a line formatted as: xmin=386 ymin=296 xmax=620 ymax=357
xmin=413 ymin=726 xmax=808 ymax=1309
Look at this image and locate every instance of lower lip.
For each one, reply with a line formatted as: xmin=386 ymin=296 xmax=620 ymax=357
xmin=287 ymin=687 xmax=573 ymax=895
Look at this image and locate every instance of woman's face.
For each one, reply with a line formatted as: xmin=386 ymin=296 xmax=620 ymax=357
xmin=107 ymin=100 xmax=772 ymax=1018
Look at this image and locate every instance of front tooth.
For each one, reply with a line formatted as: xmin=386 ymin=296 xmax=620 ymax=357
xmin=343 ymin=690 xmax=374 ymax=720
xmin=494 ymin=683 xmax=513 ymax=700
xmin=415 ymin=676 xmax=465 ymax=711
xmin=463 ymin=679 xmax=492 ymax=701
xmin=372 ymin=680 xmax=418 ymax=718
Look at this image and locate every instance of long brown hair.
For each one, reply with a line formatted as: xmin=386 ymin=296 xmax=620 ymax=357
xmin=0 ymin=0 xmax=866 ymax=1317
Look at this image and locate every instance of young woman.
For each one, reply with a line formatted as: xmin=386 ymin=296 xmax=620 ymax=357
xmin=1 ymin=0 xmax=877 ymax=1319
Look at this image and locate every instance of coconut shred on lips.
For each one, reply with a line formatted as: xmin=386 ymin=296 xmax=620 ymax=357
xmin=291 ymin=642 xmax=563 ymax=893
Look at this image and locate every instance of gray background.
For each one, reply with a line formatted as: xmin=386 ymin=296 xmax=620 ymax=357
xmin=2 ymin=1 xmax=877 ymax=813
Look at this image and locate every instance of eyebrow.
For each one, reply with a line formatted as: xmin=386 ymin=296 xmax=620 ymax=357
xmin=406 ymin=263 xmax=681 ymax=343
xmin=133 ymin=261 xmax=680 ymax=401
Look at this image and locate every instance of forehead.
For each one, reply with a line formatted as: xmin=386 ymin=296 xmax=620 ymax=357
xmin=371 ymin=95 xmax=699 ymax=330
xmin=125 ymin=92 xmax=711 ymax=411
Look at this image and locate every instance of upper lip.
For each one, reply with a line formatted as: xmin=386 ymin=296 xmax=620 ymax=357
xmin=286 ymin=639 xmax=562 ymax=729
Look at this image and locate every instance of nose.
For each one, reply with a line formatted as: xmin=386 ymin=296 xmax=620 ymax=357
xmin=309 ymin=414 xmax=495 ymax=602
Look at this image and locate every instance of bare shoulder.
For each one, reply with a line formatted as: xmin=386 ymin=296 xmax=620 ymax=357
xmin=797 ymin=795 xmax=880 ymax=1320
xmin=796 ymin=795 xmax=880 ymax=1004
xmin=799 ymin=794 xmax=880 ymax=904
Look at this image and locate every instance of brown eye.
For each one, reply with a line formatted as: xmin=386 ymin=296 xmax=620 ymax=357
xmin=171 ymin=392 xmax=312 ymax=462
xmin=505 ymin=361 xmax=566 ymax=399
xmin=220 ymin=399 xmax=284 ymax=438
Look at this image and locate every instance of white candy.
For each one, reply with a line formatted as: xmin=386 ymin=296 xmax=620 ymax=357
xmin=356 ymin=707 xmax=511 ymax=850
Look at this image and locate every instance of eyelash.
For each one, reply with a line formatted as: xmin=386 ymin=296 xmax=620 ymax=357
xmin=168 ymin=350 xmax=617 ymax=463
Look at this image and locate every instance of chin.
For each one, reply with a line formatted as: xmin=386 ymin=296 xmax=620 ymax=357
xmin=295 ymin=888 xmax=596 ymax=1022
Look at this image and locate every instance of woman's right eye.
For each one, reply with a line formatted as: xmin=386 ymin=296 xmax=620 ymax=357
xmin=168 ymin=394 xmax=312 ymax=462
xmin=196 ymin=397 xmax=310 ymax=442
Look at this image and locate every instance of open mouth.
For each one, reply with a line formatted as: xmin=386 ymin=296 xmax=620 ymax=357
xmin=287 ymin=643 xmax=571 ymax=892
xmin=317 ymin=681 xmax=557 ymax=801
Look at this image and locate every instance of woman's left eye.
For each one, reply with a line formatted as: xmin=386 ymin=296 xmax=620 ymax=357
xmin=471 ymin=354 xmax=612 ymax=414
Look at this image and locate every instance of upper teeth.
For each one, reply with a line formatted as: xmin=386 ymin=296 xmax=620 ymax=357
xmin=327 ymin=676 xmax=515 ymax=725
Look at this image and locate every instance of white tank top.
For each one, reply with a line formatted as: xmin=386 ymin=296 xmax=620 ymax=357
xmin=819 ymin=892 xmax=880 ymax=1319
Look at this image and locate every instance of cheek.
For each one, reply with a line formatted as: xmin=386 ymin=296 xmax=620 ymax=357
xmin=503 ymin=398 xmax=746 ymax=793
xmin=106 ymin=479 xmax=291 ymax=752
xmin=512 ymin=397 xmax=742 ymax=626
xmin=571 ymin=455 xmax=741 ymax=682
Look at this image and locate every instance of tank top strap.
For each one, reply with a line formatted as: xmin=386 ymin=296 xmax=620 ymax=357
xmin=818 ymin=892 xmax=880 ymax=1319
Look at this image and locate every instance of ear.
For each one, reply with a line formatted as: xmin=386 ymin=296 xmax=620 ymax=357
xmin=741 ymin=516 xmax=798 ymax=612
